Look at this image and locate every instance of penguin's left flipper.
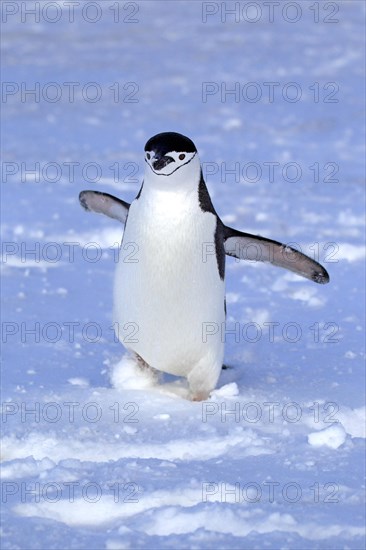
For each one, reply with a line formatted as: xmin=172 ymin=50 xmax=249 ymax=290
xmin=224 ymin=225 xmax=329 ymax=284
xmin=79 ymin=190 xmax=130 ymax=224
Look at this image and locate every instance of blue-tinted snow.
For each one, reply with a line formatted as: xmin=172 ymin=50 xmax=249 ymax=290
xmin=1 ymin=1 xmax=365 ymax=548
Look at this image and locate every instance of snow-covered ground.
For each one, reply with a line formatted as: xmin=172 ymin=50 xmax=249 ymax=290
xmin=1 ymin=1 xmax=365 ymax=548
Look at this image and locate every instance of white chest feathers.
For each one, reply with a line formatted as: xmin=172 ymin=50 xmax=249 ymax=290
xmin=113 ymin=185 xmax=225 ymax=394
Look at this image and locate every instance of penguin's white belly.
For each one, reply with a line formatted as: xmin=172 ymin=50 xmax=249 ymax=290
xmin=113 ymin=193 xmax=225 ymax=378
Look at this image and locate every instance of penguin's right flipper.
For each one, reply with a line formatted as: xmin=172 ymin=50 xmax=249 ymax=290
xmin=79 ymin=190 xmax=130 ymax=224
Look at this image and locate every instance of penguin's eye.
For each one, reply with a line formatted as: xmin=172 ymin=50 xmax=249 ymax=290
xmin=179 ymin=154 xmax=186 ymax=160
xmin=146 ymin=153 xmax=151 ymax=160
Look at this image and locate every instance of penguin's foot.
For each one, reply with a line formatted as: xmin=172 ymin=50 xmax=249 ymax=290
xmin=110 ymin=352 xmax=159 ymax=391
xmin=187 ymin=358 xmax=221 ymax=402
xmin=135 ymin=353 xmax=160 ymax=381
xmin=134 ymin=352 xmax=149 ymax=369
xmin=191 ymin=390 xmax=211 ymax=402
xmin=135 ymin=353 xmax=157 ymax=373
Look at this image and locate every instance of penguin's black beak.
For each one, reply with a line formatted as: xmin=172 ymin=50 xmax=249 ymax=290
xmin=152 ymin=155 xmax=175 ymax=171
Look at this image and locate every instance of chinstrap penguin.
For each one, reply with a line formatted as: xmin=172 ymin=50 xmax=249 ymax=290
xmin=79 ymin=132 xmax=329 ymax=400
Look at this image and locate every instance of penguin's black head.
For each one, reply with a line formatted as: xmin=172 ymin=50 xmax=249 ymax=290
xmin=144 ymin=132 xmax=198 ymax=176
